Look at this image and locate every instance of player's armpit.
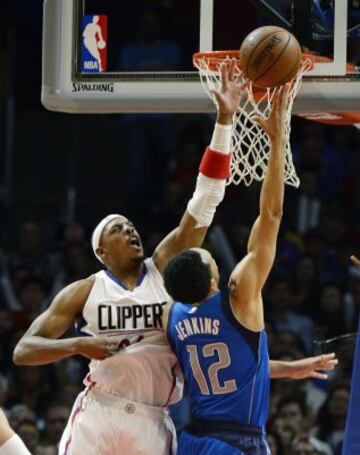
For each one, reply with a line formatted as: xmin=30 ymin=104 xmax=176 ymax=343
xmin=228 ymin=253 xmax=265 ymax=331
xmin=13 ymin=277 xmax=94 ymax=366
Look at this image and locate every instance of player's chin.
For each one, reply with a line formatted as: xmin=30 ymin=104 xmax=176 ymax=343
xmin=132 ymin=250 xmax=144 ymax=262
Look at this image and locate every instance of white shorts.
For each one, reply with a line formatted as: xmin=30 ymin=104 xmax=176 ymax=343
xmin=58 ymin=387 xmax=177 ymax=455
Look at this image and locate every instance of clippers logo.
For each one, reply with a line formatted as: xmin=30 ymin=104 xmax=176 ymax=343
xmin=81 ymin=15 xmax=108 ymax=73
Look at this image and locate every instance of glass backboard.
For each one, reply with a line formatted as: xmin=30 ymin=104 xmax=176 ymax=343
xmin=42 ymin=0 xmax=360 ymax=114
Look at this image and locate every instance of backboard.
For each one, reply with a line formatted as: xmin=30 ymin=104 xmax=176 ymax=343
xmin=42 ymin=0 xmax=360 ymax=114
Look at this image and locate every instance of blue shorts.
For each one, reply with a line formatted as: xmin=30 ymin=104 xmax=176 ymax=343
xmin=177 ymin=418 xmax=270 ymax=455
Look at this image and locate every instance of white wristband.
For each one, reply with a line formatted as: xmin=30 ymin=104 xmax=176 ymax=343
xmin=0 ymin=434 xmax=31 ymax=455
xmin=210 ymin=123 xmax=233 ymax=155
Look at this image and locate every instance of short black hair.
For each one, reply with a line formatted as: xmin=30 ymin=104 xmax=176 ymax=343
xmin=276 ymin=395 xmax=308 ymax=417
xmin=164 ymin=250 xmax=211 ymax=304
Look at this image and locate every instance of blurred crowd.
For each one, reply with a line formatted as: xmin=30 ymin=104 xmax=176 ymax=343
xmin=0 ymin=116 xmax=359 ymax=455
xmin=1 ymin=1 xmax=360 ymax=455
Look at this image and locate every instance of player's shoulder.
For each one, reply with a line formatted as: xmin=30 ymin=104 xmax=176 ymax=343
xmin=144 ymin=257 xmax=163 ymax=279
xmin=51 ymin=276 xmax=95 ymax=315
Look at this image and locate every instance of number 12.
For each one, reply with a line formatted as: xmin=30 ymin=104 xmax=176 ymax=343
xmin=187 ymin=342 xmax=237 ymax=395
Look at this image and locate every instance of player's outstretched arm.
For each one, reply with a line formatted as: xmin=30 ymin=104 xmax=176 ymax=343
xmin=228 ymin=86 xmax=288 ymax=331
xmin=13 ymin=277 xmax=119 ymax=365
xmin=154 ymin=61 xmax=246 ymax=274
xmin=269 ymin=353 xmax=338 ymax=380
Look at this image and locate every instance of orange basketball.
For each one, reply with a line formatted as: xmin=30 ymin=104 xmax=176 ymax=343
xmin=239 ymin=26 xmax=301 ymax=88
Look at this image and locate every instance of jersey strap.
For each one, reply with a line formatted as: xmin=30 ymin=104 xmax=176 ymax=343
xmin=220 ymin=297 xmax=260 ymax=358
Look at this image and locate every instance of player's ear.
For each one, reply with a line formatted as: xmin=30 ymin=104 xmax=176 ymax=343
xmin=96 ymin=246 xmax=106 ymax=261
xmin=209 ymin=277 xmax=217 ymax=294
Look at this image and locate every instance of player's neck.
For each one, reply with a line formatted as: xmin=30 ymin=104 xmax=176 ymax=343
xmin=196 ymin=289 xmax=219 ymax=306
xmin=108 ymin=261 xmax=144 ymax=291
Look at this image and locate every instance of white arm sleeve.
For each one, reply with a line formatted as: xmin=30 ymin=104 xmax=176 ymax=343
xmin=187 ymin=174 xmax=226 ymax=228
xmin=210 ymin=123 xmax=232 ymax=154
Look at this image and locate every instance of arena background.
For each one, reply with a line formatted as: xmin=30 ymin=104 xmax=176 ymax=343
xmin=0 ymin=1 xmax=360 ymax=454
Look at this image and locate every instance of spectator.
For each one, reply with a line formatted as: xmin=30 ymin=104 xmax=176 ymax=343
xmin=6 ymin=367 xmax=55 ymax=416
xmin=292 ymin=255 xmax=318 ymax=314
xmin=293 ymin=122 xmax=345 ymax=203
xmin=292 ymin=434 xmax=332 ymax=455
xmin=50 ymin=244 xmax=95 ymax=296
xmin=276 ymin=395 xmax=312 ymax=434
xmin=17 ymin=277 xmax=49 ymax=321
xmin=311 ymin=384 xmax=350 ymax=451
xmin=7 ymin=405 xmax=36 ymax=433
xmin=17 ymin=419 xmax=39 ymax=453
xmin=270 ymin=416 xmax=298 ymax=455
xmin=35 ymin=445 xmax=57 ymax=455
xmin=267 ymin=278 xmax=315 ymax=353
xmin=6 ymin=221 xmax=54 ymax=283
xmin=41 ymin=403 xmax=70 ymax=447
xmin=314 ymin=283 xmax=347 ymax=339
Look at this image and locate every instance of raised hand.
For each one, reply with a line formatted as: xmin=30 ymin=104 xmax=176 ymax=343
xmin=253 ymin=84 xmax=289 ymax=143
xmin=211 ymin=59 xmax=247 ymax=119
xmin=288 ymin=353 xmax=338 ymax=380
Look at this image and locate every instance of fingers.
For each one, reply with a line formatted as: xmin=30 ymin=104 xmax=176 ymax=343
xmin=319 ymin=352 xmax=336 ymax=361
xmin=280 ymin=83 xmax=290 ymax=103
xmin=209 ymin=89 xmax=221 ymax=105
xmin=314 ymin=353 xmax=338 ymax=370
xmin=350 ymin=255 xmax=360 ymax=268
xmin=219 ymin=62 xmax=229 ymax=89
xmin=219 ymin=58 xmax=239 ymax=87
xmin=311 ymin=372 xmax=328 ymax=380
xmin=228 ymin=58 xmax=236 ymax=81
xmin=270 ymin=83 xmax=290 ymax=115
xmin=105 ymin=340 xmax=120 ymax=352
xmin=271 ymin=85 xmax=282 ymax=109
xmin=252 ymin=115 xmax=265 ymax=130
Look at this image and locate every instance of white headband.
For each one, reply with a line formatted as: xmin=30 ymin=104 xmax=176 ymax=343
xmin=91 ymin=214 xmax=121 ymax=263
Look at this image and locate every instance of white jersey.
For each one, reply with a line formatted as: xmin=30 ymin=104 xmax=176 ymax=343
xmin=79 ymin=258 xmax=183 ymax=406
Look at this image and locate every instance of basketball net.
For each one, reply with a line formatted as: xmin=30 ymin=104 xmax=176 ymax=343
xmin=193 ymin=51 xmax=312 ymax=187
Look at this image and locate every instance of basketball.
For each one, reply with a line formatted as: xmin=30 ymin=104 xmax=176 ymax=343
xmin=97 ymin=40 xmax=106 ymax=50
xmin=239 ymin=26 xmax=301 ymax=88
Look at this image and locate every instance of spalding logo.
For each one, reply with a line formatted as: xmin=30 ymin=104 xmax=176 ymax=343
xmin=250 ymin=35 xmax=282 ymax=70
xmin=72 ymin=82 xmax=114 ymax=93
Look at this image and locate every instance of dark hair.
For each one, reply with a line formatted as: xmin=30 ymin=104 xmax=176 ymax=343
xmin=316 ymin=382 xmax=350 ymax=440
xmin=276 ymin=395 xmax=308 ymax=418
xmin=164 ymin=250 xmax=211 ymax=304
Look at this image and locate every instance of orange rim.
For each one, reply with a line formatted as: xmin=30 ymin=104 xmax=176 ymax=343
xmin=193 ymin=51 xmax=319 ymax=102
xmin=193 ymin=50 xmax=358 ymax=122
xmin=193 ymin=50 xmax=320 ymax=72
xmin=193 ymin=50 xmax=241 ymax=72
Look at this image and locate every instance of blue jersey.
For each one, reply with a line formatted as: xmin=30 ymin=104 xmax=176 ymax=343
xmin=167 ymin=291 xmax=270 ymax=428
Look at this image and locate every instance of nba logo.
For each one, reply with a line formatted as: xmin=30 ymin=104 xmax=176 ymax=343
xmin=81 ymin=15 xmax=108 ymax=73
